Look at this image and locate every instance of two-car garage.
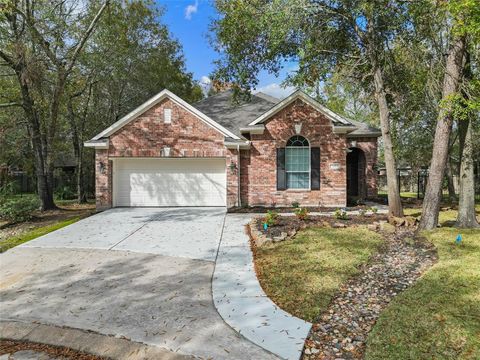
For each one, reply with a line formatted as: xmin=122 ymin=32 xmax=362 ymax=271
xmin=112 ymin=158 xmax=227 ymax=207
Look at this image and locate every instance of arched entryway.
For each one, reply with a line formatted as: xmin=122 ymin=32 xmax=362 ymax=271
xmin=346 ymin=147 xmax=367 ymax=200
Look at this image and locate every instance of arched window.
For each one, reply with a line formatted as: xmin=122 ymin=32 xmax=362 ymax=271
xmin=286 ymin=135 xmax=310 ymax=189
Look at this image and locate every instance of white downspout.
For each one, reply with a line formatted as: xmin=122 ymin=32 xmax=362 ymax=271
xmin=237 ymin=144 xmax=241 ymax=207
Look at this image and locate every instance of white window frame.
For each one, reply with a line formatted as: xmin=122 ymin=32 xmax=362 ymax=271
xmin=285 ymin=136 xmax=311 ymax=190
xmin=164 ymin=108 xmax=172 ymax=124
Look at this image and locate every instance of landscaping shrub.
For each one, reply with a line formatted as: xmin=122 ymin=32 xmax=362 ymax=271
xmin=55 ymin=185 xmax=75 ymax=200
xmin=334 ymin=208 xmax=349 ymax=220
xmin=370 ymin=206 xmax=378 ymax=214
xmin=0 ymin=196 xmax=40 ymax=223
xmin=264 ymin=210 xmax=279 ymax=227
xmin=358 ymin=208 xmax=367 ymax=216
xmin=294 ymin=207 xmax=309 ymax=220
xmin=291 ymin=201 xmax=300 ymax=208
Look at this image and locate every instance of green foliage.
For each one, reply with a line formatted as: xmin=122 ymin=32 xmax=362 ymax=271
xmin=0 ymin=196 xmax=40 ymax=223
xmin=370 ymin=206 xmax=378 ymax=214
xmin=358 ymin=208 xmax=367 ymax=216
xmin=291 ymin=201 xmax=300 ymax=208
xmin=55 ymin=185 xmax=75 ymax=200
xmin=334 ymin=208 xmax=349 ymax=220
xmin=264 ymin=210 xmax=279 ymax=227
xmin=294 ymin=207 xmax=309 ymax=221
xmin=0 ymin=180 xmax=20 ymax=196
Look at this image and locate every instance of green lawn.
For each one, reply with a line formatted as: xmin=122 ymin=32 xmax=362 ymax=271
xmin=0 ymin=217 xmax=81 ymax=253
xmin=254 ymin=227 xmax=383 ymax=322
xmin=366 ymin=208 xmax=480 ymax=360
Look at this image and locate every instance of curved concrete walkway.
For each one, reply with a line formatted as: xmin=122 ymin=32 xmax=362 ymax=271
xmin=213 ymin=214 xmax=312 ymax=360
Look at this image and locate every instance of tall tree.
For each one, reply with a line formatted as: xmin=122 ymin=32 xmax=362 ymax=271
xmin=0 ymin=0 xmax=109 ymax=210
xmin=211 ymin=0 xmax=406 ymax=216
xmin=65 ymin=0 xmax=202 ymax=202
xmin=456 ymin=50 xmax=479 ymax=228
xmin=417 ymin=0 xmax=478 ymax=230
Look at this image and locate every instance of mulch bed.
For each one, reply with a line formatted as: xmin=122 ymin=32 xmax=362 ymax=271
xmin=302 ymin=228 xmax=438 ymax=359
xmin=0 ymin=340 xmax=108 ymax=359
xmin=229 ymin=206 xmax=365 ymax=213
xmin=255 ymin=214 xmax=388 ymax=238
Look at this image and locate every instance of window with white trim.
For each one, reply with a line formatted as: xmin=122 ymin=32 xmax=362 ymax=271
xmin=285 ymin=135 xmax=310 ymax=189
xmin=164 ymin=108 xmax=172 ymax=124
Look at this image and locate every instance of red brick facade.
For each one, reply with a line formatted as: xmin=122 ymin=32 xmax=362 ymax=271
xmin=95 ymin=98 xmax=238 ymax=209
xmin=94 ymin=96 xmax=377 ymax=210
xmin=242 ymin=99 xmax=349 ymax=207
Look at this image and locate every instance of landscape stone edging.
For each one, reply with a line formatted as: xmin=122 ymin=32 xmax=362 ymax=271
xmin=0 ymin=320 xmax=192 ymax=360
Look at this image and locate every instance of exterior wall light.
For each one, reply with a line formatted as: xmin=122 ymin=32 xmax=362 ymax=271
xmin=350 ymin=140 xmax=357 ymax=148
xmin=99 ymin=161 xmax=106 ymax=174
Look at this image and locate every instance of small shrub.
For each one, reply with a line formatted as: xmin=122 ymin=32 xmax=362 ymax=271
xmin=294 ymin=207 xmax=309 ymax=220
xmin=55 ymin=185 xmax=75 ymax=200
xmin=264 ymin=210 xmax=279 ymax=227
xmin=358 ymin=208 xmax=367 ymax=216
xmin=0 ymin=196 xmax=40 ymax=223
xmin=334 ymin=208 xmax=349 ymax=220
xmin=291 ymin=201 xmax=300 ymax=208
xmin=370 ymin=206 xmax=378 ymax=214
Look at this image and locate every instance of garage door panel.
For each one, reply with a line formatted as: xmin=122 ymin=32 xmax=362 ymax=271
xmin=114 ymin=158 xmax=226 ymax=207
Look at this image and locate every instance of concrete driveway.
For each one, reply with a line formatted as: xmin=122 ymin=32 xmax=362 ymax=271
xmin=0 ymin=208 xmax=277 ymax=360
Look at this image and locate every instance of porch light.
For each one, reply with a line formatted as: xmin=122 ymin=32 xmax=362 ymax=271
xmin=350 ymin=140 xmax=357 ymax=148
xmin=98 ymin=161 xmax=106 ymax=174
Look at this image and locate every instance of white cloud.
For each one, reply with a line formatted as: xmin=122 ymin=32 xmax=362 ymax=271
xmin=200 ymin=76 xmax=211 ymax=85
xmin=254 ymin=83 xmax=296 ymax=99
xmin=185 ymin=0 xmax=199 ymax=20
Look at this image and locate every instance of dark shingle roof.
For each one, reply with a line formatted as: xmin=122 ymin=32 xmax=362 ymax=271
xmin=194 ymin=90 xmax=381 ymax=138
xmin=347 ymin=119 xmax=382 ymax=138
xmin=194 ymin=90 xmax=278 ymax=137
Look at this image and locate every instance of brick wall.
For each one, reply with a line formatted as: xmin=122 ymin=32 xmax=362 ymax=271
xmin=95 ymin=98 xmax=238 ymax=209
xmin=242 ymin=99 xmax=348 ymax=207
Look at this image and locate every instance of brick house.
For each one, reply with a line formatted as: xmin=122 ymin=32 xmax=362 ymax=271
xmin=85 ymin=89 xmax=381 ymax=210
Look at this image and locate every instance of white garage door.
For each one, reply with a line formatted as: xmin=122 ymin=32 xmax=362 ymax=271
xmin=113 ymin=158 xmax=226 ymax=207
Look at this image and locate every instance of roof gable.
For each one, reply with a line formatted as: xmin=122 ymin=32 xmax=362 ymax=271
xmin=91 ymin=89 xmax=240 ymax=141
xmin=248 ymin=90 xmax=353 ymax=127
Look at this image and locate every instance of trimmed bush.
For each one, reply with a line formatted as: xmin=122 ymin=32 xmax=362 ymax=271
xmin=0 ymin=196 xmax=40 ymax=223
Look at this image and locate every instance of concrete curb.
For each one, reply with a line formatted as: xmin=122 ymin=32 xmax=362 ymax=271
xmin=0 ymin=320 xmax=193 ymax=360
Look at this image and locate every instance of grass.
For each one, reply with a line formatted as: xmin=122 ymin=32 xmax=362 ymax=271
xmin=0 ymin=217 xmax=81 ymax=253
xmin=365 ymin=209 xmax=480 ymax=360
xmin=254 ymin=227 xmax=383 ymax=322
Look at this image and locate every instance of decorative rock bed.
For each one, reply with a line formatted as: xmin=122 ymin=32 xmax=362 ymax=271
xmin=248 ymin=214 xmax=436 ymax=359
xmin=302 ymin=228 xmax=437 ymax=359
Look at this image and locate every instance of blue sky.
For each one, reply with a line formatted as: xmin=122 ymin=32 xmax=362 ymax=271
xmin=159 ymin=0 xmax=295 ymax=98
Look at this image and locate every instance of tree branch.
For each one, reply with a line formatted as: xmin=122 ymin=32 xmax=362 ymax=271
xmin=0 ymin=102 xmax=23 ymax=108
xmin=66 ymin=1 xmax=110 ymax=73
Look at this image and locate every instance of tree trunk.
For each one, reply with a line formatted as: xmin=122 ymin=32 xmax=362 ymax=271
xmin=456 ymin=49 xmax=479 ymax=228
xmin=373 ymin=67 xmax=403 ymax=217
xmin=456 ymin=117 xmax=479 ymax=227
xmin=446 ymin=158 xmax=457 ymax=203
xmin=16 ymin=71 xmax=56 ymax=210
xmin=417 ymin=35 xmax=466 ymax=231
